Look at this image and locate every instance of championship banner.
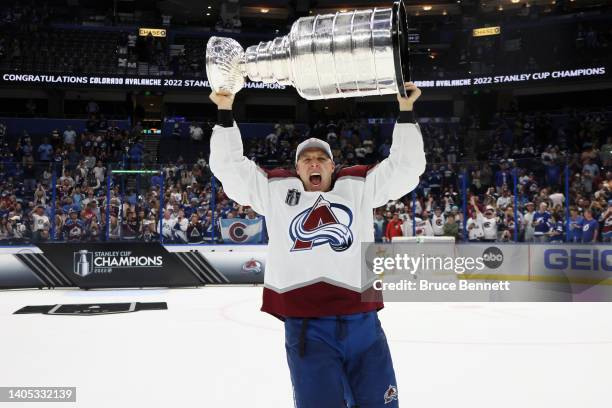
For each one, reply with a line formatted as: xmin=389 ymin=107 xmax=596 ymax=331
xmin=0 ymin=244 xmax=267 ymax=289
xmin=219 ymin=218 xmax=264 ymax=244
xmin=35 ymin=242 xmax=200 ymax=289
xmin=0 ymin=73 xmax=287 ymax=91
xmin=0 ymin=66 xmax=607 ymax=91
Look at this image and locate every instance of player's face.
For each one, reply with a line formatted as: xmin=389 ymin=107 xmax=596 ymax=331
xmin=296 ymin=148 xmax=335 ymax=192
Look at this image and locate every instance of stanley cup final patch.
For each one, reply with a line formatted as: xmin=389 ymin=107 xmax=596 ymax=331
xmin=384 ymin=385 xmax=398 ymax=404
xmin=285 ymin=188 xmax=301 ymax=206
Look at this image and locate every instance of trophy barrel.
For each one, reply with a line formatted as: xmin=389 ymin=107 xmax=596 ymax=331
xmin=246 ymin=0 xmax=410 ymax=100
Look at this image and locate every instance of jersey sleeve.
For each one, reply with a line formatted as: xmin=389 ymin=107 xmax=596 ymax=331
xmin=365 ymin=122 xmax=426 ymax=208
xmin=209 ymin=124 xmax=270 ymax=216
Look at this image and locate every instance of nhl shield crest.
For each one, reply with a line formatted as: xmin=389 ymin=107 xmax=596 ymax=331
xmin=285 ymin=188 xmax=301 ymax=206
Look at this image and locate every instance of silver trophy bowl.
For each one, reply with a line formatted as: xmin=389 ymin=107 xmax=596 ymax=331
xmin=206 ymin=0 xmax=410 ymax=100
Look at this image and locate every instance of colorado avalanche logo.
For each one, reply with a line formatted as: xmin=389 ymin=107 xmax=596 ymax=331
xmin=229 ymin=222 xmax=248 ymax=242
xmin=242 ymin=258 xmax=263 ymax=274
xmin=289 ymin=195 xmax=353 ymax=252
xmin=384 ymin=384 xmax=398 ymax=404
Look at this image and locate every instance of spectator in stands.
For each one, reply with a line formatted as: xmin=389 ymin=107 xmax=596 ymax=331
xmin=472 ymin=198 xmax=499 ymax=242
xmin=189 ymin=123 xmax=203 ymax=143
xmin=63 ymin=125 xmax=77 ymax=146
xmin=158 ymin=209 xmax=176 ymax=241
xmin=549 ymin=187 xmax=565 ymax=209
xmin=547 ymin=212 xmax=565 ymax=243
xmin=567 ymin=206 xmax=584 ymax=242
xmin=581 ymin=209 xmax=599 ymax=243
xmin=532 ymin=202 xmax=552 ymax=242
xmin=0 ymin=215 xmax=11 ymax=241
xmin=30 ymin=204 xmax=49 ymax=242
xmin=522 ymin=202 xmax=536 ymax=242
xmin=431 ymin=206 xmax=445 ymax=236
xmin=62 ymin=208 xmax=85 ymax=241
xmin=373 ymin=212 xmax=385 ymax=243
xmin=7 ymin=215 xmax=26 ymax=242
xmin=185 ymin=213 xmax=205 ymax=243
xmin=466 ymin=210 xmax=483 ymax=242
xmin=443 ymin=214 xmax=459 ymax=239
xmin=38 ymin=137 xmax=53 ymax=162
xmin=385 ymin=212 xmax=403 ymax=241
xmin=22 ymin=162 xmax=36 ymax=193
xmin=496 ymin=188 xmax=513 ymax=210
xmin=601 ymin=200 xmax=612 ymax=242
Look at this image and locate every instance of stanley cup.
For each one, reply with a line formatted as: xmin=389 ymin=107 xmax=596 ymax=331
xmin=206 ymin=0 xmax=410 ymax=100
xmin=76 ymin=250 xmax=91 ymax=277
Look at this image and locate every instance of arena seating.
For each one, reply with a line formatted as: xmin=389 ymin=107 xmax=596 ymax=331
xmin=0 ymin=107 xmax=609 ymax=245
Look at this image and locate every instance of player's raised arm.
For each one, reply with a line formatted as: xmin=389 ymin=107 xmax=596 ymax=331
xmin=208 ymin=91 xmax=270 ymax=216
xmin=365 ymin=82 xmax=427 ymax=208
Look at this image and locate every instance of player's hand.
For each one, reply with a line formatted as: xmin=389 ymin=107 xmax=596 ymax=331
xmin=210 ymin=91 xmax=235 ymax=110
xmin=397 ymin=82 xmax=421 ymax=111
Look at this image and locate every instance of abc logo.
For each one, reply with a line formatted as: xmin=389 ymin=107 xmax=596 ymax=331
xmin=482 ymin=247 xmax=503 ymax=269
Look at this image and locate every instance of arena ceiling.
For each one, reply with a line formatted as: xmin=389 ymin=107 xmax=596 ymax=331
xmin=154 ymin=0 xmax=610 ymax=22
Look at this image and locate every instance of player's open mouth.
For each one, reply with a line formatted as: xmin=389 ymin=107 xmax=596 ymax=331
xmin=309 ymin=173 xmax=322 ymax=186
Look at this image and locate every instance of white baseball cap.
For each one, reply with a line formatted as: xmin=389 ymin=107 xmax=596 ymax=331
xmin=295 ymin=138 xmax=333 ymax=164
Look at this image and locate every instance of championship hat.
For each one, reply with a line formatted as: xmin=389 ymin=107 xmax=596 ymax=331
xmin=295 ymin=138 xmax=333 ymax=164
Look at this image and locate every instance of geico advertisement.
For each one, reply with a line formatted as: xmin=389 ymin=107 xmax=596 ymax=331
xmin=532 ymin=245 xmax=612 ymax=279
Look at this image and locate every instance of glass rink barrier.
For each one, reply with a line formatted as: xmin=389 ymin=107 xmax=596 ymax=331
xmin=0 ymin=154 xmax=609 ymax=290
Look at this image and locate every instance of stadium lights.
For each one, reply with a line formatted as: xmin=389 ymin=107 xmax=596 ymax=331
xmin=260 ymin=8 xmax=270 ymax=13
xmin=423 ymin=5 xmax=433 ymax=11
xmin=511 ymin=0 xmax=520 ymax=3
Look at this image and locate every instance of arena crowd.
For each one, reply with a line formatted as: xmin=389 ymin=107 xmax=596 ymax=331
xmin=0 ymin=106 xmax=610 ymax=245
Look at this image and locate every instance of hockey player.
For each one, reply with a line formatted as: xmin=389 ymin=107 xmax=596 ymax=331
xmin=209 ymin=83 xmax=425 ymax=407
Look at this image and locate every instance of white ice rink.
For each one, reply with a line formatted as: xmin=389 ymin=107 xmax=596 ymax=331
xmin=1 ymin=286 xmax=611 ymax=408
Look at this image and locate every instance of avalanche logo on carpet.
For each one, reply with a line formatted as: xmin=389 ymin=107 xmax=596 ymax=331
xmin=289 ymin=195 xmax=353 ymax=252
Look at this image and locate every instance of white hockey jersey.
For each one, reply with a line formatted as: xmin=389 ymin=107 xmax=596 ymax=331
xmin=210 ymin=121 xmax=426 ymax=318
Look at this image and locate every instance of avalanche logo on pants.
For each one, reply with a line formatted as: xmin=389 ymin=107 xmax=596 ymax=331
xmin=289 ymin=195 xmax=353 ymax=252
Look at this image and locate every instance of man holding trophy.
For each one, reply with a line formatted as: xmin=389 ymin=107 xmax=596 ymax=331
xmin=207 ymin=1 xmax=425 ymax=406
